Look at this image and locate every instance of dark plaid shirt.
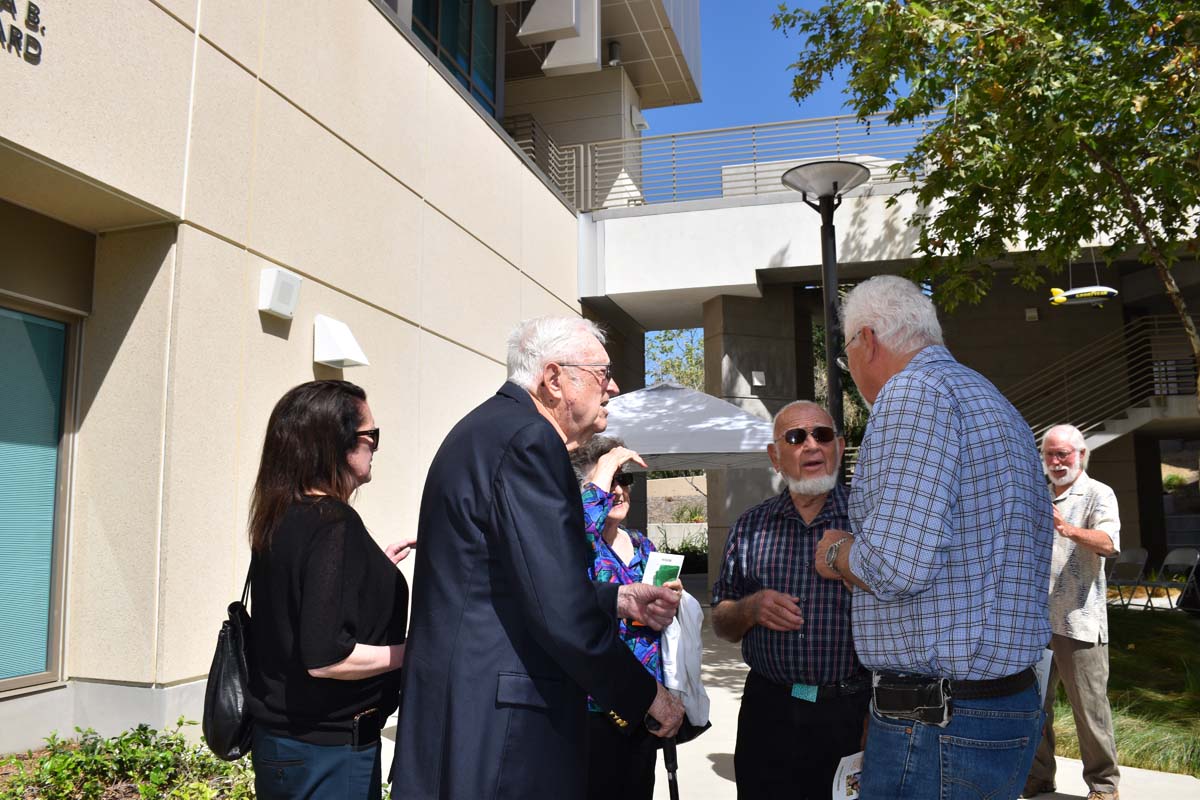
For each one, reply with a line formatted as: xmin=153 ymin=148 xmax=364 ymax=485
xmin=713 ymin=485 xmax=862 ymax=686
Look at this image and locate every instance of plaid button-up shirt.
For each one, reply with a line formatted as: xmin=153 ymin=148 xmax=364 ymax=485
xmin=848 ymin=346 xmax=1053 ymax=680
xmin=713 ymin=485 xmax=862 ymax=686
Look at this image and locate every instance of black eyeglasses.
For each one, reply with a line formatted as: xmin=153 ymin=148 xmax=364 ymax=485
xmin=612 ymin=471 xmax=636 ymax=489
xmin=836 ymin=328 xmax=865 ymax=371
xmin=774 ymin=426 xmax=837 ymax=446
xmin=559 ymin=363 xmax=613 ymax=385
xmin=356 ymin=428 xmax=380 ymax=452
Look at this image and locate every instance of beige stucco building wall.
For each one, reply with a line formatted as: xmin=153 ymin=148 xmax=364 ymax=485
xmin=0 ymin=0 xmax=581 ymax=738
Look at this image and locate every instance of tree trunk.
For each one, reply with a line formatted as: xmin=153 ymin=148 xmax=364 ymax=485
xmin=1149 ymin=251 xmax=1200 ymax=415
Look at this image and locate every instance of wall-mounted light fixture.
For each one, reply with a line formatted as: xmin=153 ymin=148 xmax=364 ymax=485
xmin=314 ymin=314 xmax=369 ymax=368
xmin=258 ymin=267 xmax=302 ymax=319
xmin=630 ymin=106 xmax=649 ymax=132
xmin=607 ymin=40 xmax=621 ymax=66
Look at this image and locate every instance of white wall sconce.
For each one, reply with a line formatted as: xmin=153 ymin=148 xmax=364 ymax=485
xmin=631 ymin=106 xmax=649 ymax=132
xmin=314 ymin=314 xmax=369 ymax=368
xmin=258 ymin=267 xmax=303 ymax=319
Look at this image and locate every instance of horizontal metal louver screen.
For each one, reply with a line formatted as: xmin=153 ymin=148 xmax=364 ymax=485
xmin=0 ymin=307 xmax=65 ymax=681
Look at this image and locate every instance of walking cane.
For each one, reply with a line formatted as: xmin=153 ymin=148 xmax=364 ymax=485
xmin=663 ymin=737 xmax=680 ymax=800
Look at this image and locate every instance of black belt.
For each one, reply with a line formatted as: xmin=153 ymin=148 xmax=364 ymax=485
xmin=871 ymin=668 xmax=1036 ymax=726
xmin=875 ymin=667 xmax=1035 ymax=700
xmin=750 ymin=670 xmax=871 ymax=702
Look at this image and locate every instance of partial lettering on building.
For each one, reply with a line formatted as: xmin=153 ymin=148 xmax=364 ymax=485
xmin=0 ymin=1 xmax=42 ymax=65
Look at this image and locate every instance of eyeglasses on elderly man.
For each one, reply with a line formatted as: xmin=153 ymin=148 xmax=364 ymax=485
xmin=774 ymin=426 xmax=837 ymax=446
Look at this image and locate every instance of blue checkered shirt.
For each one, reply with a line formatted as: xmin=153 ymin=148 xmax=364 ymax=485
xmin=847 ymin=346 xmax=1052 ymax=680
xmin=713 ymin=485 xmax=862 ymax=686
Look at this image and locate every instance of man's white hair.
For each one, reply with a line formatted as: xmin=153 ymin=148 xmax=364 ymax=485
xmin=1042 ymin=424 xmax=1089 ymax=472
xmin=841 ymin=275 xmax=943 ymax=353
xmin=506 ymin=316 xmax=607 ymax=391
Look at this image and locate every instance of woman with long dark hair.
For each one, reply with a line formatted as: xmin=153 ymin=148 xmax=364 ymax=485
xmin=245 ymin=380 xmax=409 ymax=800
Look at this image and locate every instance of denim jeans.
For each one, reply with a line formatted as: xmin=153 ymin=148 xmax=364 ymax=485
xmin=858 ymin=683 xmax=1044 ymax=800
xmin=252 ymin=725 xmax=382 ymax=800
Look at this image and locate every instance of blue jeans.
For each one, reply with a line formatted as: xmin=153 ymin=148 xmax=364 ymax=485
xmin=252 ymin=725 xmax=382 ymax=800
xmin=859 ymin=683 xmax=1044 ymax=800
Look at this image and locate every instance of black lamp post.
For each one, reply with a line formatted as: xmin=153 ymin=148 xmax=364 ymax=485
xmin=780 ymin=160 xmax=871 ymax=434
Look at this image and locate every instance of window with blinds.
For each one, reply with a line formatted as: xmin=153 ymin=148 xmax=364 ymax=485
xmin=0 ymin=306 xmax=66 ymax=683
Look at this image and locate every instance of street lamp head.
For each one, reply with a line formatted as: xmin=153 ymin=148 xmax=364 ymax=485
xmin=781 ymin=160 xmax=872 ymax=199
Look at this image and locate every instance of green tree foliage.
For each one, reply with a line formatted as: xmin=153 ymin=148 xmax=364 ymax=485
xmin=645 ymin=328 xmax=705 ymax=390
xmin=774 ymin=1 xmax=1200 ymax=392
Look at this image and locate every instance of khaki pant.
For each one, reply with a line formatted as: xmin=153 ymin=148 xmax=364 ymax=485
xmin=1028 ymin=634 xmax=1120 ymax=794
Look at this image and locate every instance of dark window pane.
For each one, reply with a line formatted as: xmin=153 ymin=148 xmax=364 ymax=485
xmin=471 ymin=0 xmax=496 ymax=98
xmin=412 ymin=0 xmax=437 ymax=32
xmin=440 ymin=0 xmax=471 ymax=73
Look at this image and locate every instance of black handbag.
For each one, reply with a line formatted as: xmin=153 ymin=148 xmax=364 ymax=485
xmin=202 ymin=564 xmax=254 ymax=761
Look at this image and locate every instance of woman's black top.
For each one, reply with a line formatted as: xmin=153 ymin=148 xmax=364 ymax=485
xmin=247 ymin=497 xmax=408 ymax=744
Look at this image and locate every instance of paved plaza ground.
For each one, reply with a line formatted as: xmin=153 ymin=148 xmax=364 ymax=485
xmin=382 ymin=600 xmax=1200 ymax=799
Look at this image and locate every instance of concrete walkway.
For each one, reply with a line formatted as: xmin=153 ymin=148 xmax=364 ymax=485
xmin=382 ymin=604 xmax=1200 ymax=799
xmin=653 ymin=607 xmax=1200 ymax=800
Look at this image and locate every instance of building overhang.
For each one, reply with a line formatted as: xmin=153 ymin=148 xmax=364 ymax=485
xmin=505 ymin=0 xmax=701 ymax=108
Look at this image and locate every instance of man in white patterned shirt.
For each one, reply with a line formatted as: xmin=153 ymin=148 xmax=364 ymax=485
xmin=1023 ymin=424 xmax=1121 ymax=800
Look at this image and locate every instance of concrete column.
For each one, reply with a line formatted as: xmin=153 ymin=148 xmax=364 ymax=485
xmin=584 ymin=299 xmax=648 ymax=532
xmin=1088 ymin=433 xmax=1149 ymax=555
xmin=702 ymin=286 xmax=814 ymax=582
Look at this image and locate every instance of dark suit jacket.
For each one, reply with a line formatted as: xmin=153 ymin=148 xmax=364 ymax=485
xmin=391 ymin=382 xmax=657 ymax=799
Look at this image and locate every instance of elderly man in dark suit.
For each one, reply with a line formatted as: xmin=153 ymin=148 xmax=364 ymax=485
xmin=392 ymin=316 xmax=685 ymax=800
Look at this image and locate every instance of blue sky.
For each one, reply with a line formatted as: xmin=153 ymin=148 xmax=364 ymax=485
xmin=644 ymin=0 xmax=851 ymax=136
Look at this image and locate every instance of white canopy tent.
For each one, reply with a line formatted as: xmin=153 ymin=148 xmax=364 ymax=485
xmin=602 ymin=383 xmax=775 ymax=471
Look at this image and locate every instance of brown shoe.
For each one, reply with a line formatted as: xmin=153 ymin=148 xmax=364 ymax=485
xmin=1086 ymin=792 xmax=1119 ymax=800
xmin=1022 ymin=781 xmax=1056 ymax=798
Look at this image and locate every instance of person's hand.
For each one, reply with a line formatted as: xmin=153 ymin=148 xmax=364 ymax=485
xmin=590 ymin=446 xmax=647 ymax=492
xmin=384 ymin=536 xmax=417 ymax=565
xmin=748 ymin=589 xmax=804 ymax=632
xmin=617 ymin=583 xmax=680 ymax=630
xmin=814 ymin=529 xmax=854 ymax=581
xmin=1052 ymin=506 xmax=1074 ymax=540
xmin=646 ymin=683 xmax=685 ymax=739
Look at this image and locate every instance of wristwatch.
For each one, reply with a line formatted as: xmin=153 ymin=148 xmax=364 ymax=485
xmin=825 ymin=537 xmax=846 ymax=576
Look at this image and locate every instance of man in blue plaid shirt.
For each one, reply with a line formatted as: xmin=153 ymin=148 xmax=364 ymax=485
xmin=712 ymin=400 xmax=868 ymax=800
xmin=814 ymin=275 xmax=1053 ymax=800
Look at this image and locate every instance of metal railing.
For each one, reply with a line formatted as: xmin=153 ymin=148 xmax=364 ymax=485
xmin=1004 ymin=315 xmax=1198 ymax=442
xmin=582 ymin=110 xmax=944 ymax=211
xmin=502 ymin=114 xmax=580 ymax=208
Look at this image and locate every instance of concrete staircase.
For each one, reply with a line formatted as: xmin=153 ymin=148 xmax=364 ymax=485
xmin=1082 ymin=394 xmax=1199 ymax=451
xmin=1004 ymin=314 xmax=1199 ymax=449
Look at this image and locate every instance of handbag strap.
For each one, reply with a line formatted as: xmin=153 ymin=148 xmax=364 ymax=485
xmin=240 ymin=559 xmax=253 ymax=608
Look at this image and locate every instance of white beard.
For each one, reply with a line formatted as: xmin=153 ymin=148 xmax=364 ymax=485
xmin=1046 ymin=463 xmax=1081 ymax=487
xmin=786 ymin=472 xmax=838 ymax=497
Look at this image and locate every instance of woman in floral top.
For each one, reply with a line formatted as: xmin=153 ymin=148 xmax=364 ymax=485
xmin=571 ymin=435 xmax=675 ymax=800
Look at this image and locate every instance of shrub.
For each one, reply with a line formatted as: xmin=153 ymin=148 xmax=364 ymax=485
xmin=0 ymin=719 xmax=254 ymax=800
xmin=659 ymin=529 xmax=709 ymax=574
xmin=670 ymin=501 xmax=706 ymax=524
xmin=1164 ymin=474 xmax=1188 ymax=495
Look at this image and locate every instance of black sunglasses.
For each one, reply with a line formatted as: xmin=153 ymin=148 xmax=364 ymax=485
xmin=356 ymin=428 xmax=380 ymax=452
xmin=775 ymin=426 xmax=837 ymax=446
xmin=612 ymin=471 xmax=636 ymax=489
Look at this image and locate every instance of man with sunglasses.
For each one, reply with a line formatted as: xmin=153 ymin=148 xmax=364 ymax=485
xmin=712 ymin=400 xmax=868 ymax=800
xmin=813 ymin=275 xmax=1052 ymax=800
